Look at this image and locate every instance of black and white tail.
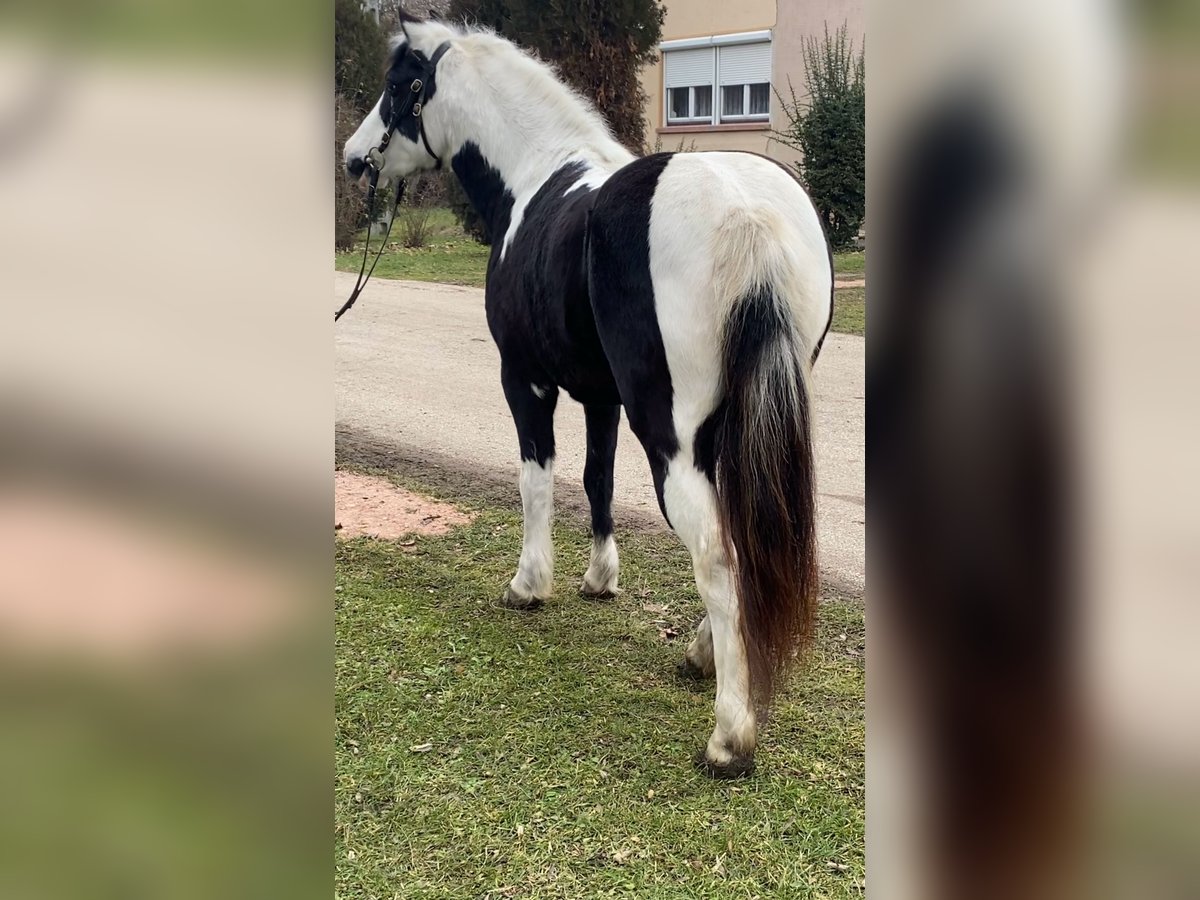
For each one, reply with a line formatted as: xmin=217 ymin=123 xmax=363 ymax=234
xmin=712 ymin=207 xmax=824 ymax=705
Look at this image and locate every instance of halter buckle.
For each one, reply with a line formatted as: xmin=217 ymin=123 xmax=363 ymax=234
xmin=410 ymin=78 xmax=423 ymax=93
xmin=412 ymin=102 xmax=422 ymax=117
xmin=366 ymin=147 xmax=384 ymax=169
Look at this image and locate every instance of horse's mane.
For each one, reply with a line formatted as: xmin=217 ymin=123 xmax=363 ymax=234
xmin=400 ymin=18 xmax=631 ymax=165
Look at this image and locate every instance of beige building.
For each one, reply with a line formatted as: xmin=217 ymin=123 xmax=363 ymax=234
xmin=641 ymin=0 xmax=864 ymax=165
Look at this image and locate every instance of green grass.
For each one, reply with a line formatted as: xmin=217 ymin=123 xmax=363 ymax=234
xmin=831 ymin=288 xmax=865 ymax=337
xmin=832 ymin=251 xmax=864 ymax=278
xmin=337 ymin=210 xmax=867 ymax=334
xmin=336 ymin=474 xmax=865 ymax=899
xmin=335 ymin=209 xmax=490 ymax=287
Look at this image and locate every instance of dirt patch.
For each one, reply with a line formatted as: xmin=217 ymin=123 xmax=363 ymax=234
xmin=835 ymin=277 xmax=865 ymax=288
xmin=335 ymin=470 xmax=474 ymax=540
xmin=0 ymin=485 xmax=295 ymax=663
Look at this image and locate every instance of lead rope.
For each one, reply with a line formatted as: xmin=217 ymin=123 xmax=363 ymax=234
xmin=335 ymin=173 xmax=406 ymax=322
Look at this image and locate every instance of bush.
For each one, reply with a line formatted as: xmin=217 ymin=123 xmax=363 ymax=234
xmin=773 ymin=25 xmax=865 ymax=251
xmin=335 ymin=0 xmax=388 ymax=251
xmin=395 ymin=173 xmax=445 ymax=248
xmin=444 ymin=172 xmax=491 ymax=244
xmin=335 ymin=0 xmax=389 ymax=114
xmin=335 ymin=93 xmax=369 ymax=251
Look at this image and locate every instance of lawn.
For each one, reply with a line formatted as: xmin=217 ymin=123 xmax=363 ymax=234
xmin=336 ymin=471 xmax=865 ymax=899
xmin=335 ymin=209 xmax=491 ymax=287
xmin=336 ymin=209 xmax=866 ymax=335
xmin=831 ymin=288 xmax=864 ymax=337
xmin=832 ymin=251 xmax=864 ymax=278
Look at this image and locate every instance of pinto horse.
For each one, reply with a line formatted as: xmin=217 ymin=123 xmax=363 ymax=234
xmin=344 ymin=16 xmax=833 ymax=777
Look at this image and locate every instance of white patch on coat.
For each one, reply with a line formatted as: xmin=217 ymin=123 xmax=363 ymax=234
xmin=582 ymin=533 xmax=619 ymax=595
xmin=343 ymin=92 xmax=390 ymax=174
xmin=509 ymin=458 xmax=555 ymax=600
xmin=564 ymin=166 xmax=610 ymax=196
xmin=530 ymin=383 xmax=547 ymax=399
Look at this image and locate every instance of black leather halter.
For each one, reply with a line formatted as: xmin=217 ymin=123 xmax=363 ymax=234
xmin=335 ymin=40 xmax=452 ymax=323
xmin=367 ymin=40 xmax=452 ymax=173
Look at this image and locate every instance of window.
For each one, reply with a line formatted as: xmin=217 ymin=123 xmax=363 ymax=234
xmin=662 ymin=32 xmax=772 ymax=126
xmin=668 ymin=85 xmax=712 ymax=122
xmin=663 ymin=47 xmax=715 ymax=124
xmin=721 ymin=85 xmax=744 ymax=118
xmin=749 ymin=83 xmax=770 ymax=115
xmin=715 ymin=40 xmax=772 ymax=122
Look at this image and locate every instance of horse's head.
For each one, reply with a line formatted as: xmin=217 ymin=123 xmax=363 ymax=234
xmin=344 ymin=21 xmax=455 ymax=185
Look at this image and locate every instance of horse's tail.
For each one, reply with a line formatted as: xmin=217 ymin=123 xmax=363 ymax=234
xmin=711 ymin=205 xmax=823 ymax=706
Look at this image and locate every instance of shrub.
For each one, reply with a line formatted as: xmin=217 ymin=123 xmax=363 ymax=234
xmin=335 ymin=93 xmax=369 ymax=251
xmin=651 ymin=135 xmax=698 ymax=154
xmin=335 ymin=0 xmax=389 ymax=114
xmin=335 ymin=0 xmax=388 ymax=251
xmin=395 ymin=173 xmax=445 ymax=248
xmin=444 ymin=172 xmax=491 ymax=244
xmin=773 ymin=24 xmax=865 ymax=250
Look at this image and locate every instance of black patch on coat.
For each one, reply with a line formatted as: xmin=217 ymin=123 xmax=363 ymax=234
xmin=451 ymin=142 xmax=514 ymax=246
xmin=500 ymin=368 xmax=557 ymax=465
xmin=484 ymin=159 xmax=619 ymax=408
xmin=583 ymin=403 xmax=620 ymax=538
xmin=693 ymin=406 xmax=721 ymax=484
xmin=586 ymin=153 xmax=679 ymax=523
xmin=379 ymin=41 xmax=440 ymax=145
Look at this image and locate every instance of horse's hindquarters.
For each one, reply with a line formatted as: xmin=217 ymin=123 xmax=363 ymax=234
xmin=587 ymin=151 xmax=830 ymax=775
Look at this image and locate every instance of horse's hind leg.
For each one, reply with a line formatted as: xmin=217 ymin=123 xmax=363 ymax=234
xmin=661 ymin=459 xmax=756 ymax=778
xmin=500 ymin=365 xmax=558 ymax=609
xmin=679 ymin=615 xmax=715 ymax=680
xmin=581 ymin=403 xmax=620 ymax=598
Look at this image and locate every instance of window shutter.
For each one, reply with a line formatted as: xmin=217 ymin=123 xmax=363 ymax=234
xmin=664 ymin=47 xmax=715 ymax=89
xmin=718 ymin=42 xmax=771 ymax=85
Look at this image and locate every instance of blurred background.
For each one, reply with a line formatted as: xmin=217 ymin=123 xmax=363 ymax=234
xmin=0 ymin=1 xmax=330 ymax=897
xmin=868 ymin=0 xmax=1199 ymax=897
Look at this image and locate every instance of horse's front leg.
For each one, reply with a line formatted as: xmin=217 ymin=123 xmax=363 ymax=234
xmin=500 ymin=366 xmax=558 ymax=609
xmin=581 ymin=403 xmax=620 ymax=598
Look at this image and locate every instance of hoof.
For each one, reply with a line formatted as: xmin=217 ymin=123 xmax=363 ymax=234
xmin=694 ymin=748 xmax=755 ymax=780
xmin=579 ymin=583 xmax=617 ymax=601
xmin=676 ymin=657 xmax=714 ymax=683
xmin=502 ymin=586 xmax=544 ymax=610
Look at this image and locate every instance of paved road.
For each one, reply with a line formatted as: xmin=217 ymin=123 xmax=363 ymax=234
xmin=335 ymin=273 xmax=864 ymax=595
